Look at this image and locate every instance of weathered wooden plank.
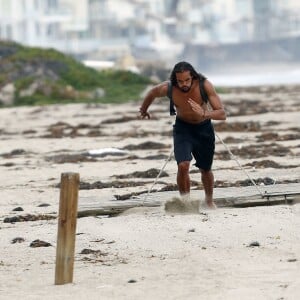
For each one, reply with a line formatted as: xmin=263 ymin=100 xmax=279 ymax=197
xmin=78 ymin=183 xmax=300 ymax=217
xmin=215 ymin=194 xmax=299 ymax=208
xmin=77 ymin=201 xmax=161 ymax=218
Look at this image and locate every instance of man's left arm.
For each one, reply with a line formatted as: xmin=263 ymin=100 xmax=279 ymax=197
xmin=188 ymin=80 xmax=226 ymax=120
xmin=203 ymin=80 xmax=226 ymax=121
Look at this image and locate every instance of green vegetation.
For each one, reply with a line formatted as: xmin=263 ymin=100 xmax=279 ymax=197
xmin=94 ymin=69 xmax=151 ymax=103
xmin=0 ymin=41 xmax=153 ymax=106
xmin=215 ymin=87 xmax=230 ymax=94
xmin=14 ymin=76 xmax=35 ymax=91
xmin=0 ymin=41 xmax=229 ymax=107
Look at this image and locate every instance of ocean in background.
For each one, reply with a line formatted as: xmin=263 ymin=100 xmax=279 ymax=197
xmin=207 ymin=64 xmax=300 ymax=87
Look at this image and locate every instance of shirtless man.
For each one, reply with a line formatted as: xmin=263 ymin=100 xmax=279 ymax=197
xmin=139 ymin=61 xmax=226 ymax=208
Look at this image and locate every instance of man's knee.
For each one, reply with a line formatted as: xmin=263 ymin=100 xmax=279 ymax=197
xmin=200 ymin=169 xmax=213 ymax=176
xmin=178 ymin=161 xmax=190 ymax=173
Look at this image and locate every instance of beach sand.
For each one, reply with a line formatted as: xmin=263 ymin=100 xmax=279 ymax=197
xmin=1 ymin=84 xmax=300 ymax=299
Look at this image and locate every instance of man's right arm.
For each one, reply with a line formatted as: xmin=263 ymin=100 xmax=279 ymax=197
xmin=139 ymin=82 xmax=168 ymax=119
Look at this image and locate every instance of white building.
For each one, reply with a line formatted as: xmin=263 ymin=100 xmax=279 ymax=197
xmin=0 ymin=0 xmax=299 ymax=61
xmin=0 ymin=0 xmax=71 ymax=47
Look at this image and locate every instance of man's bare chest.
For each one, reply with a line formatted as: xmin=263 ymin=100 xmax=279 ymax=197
xmin=172 ymin=86 xmax=204 ymax=107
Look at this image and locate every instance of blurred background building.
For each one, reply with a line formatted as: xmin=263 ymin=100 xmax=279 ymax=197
xmin=1 ymin=0 xmax=300 ymax=77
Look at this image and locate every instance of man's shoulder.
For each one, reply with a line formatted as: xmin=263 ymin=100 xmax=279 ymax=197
xmin=149 ymin=81 xmax=169 ymax=97
xmin=202 ymin=79 xmax=215 ymax=92
xmin=160 ymin=81 xmax=170 ymax=89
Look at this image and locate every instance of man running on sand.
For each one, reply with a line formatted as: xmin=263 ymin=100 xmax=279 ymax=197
xmin=139 ymin=61 xmax=226 ymax=208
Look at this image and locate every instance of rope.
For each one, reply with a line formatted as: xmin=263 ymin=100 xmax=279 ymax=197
xmin=142 ymin=147 xmax=173 ymax=204
xmin=215 ymin=132 xmax=265 ymax=197
xmin=142 ymin=131 xmax=266 ymax=205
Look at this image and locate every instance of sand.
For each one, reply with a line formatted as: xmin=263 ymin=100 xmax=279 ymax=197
xmin=1 ymin=84 xmax=300 ymax=299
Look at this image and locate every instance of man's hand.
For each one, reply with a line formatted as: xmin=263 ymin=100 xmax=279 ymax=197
xmin=187 ymin=98 xmax=205 ymax=117
xmin=139 ymin=108 xmax=150 ymax=119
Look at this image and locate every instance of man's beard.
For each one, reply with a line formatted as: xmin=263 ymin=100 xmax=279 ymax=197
xmin=179 ymin=86 xmax=191 ymax=93
xmin=178 ymin=79 xmax=193 ymax=93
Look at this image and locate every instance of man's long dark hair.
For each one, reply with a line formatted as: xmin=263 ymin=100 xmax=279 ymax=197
xmin=170 ymin=61 xmax=206 ymax=86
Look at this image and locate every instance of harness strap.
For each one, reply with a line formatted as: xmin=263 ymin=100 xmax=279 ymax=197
xmin=167 ymin=82 xmax=176 ymax=115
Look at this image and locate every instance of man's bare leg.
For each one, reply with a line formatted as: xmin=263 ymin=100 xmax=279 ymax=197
xmin=177 ymin=161 xmax=191 ymax=200
xmin=201 ymin=170 xmax=216 ymax=208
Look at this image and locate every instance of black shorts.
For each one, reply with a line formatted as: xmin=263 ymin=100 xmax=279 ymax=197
xmin=173 ymin=118 xmax=215 ymax=171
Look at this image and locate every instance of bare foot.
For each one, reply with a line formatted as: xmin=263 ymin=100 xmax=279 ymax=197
xmin=204 ymin=198 xmax=217 ymax=209
xmin=206 ymin=201 xmax=217 ymax=209
xmin=180 ymin=193 xmax=190 ymax=202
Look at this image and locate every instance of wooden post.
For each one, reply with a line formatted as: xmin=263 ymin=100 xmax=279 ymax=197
xmin=55 ymin=172 xmax=79 ymax=285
